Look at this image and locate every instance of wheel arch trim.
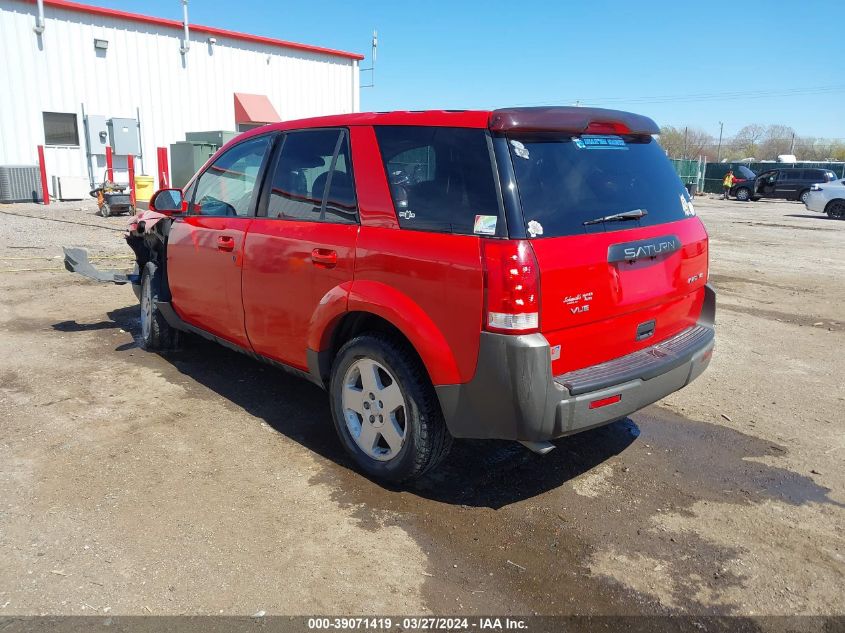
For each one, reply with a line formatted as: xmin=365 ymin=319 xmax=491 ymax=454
xmin=310 ymin=280 xmax=462 ymax=387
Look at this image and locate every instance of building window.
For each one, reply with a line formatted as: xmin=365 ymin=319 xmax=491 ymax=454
xmin=43 ymin=112 xmax=80 ymax=146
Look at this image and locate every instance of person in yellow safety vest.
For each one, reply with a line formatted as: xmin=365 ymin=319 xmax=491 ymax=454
xmin=723 ymin=170 xmax=736 ymax=200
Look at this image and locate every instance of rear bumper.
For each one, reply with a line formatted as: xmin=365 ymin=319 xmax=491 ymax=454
xmin=436 ymin=285 xmax=715 ymax=442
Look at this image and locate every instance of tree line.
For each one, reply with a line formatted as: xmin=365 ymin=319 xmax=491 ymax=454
xmin=658 ymin=124 xmax=845 ymax=162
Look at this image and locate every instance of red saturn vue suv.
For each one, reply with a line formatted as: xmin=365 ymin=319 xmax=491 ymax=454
xmin=81 ymin=107 xmax=716 ymax=482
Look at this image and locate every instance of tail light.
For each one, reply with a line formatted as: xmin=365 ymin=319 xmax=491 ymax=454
xmin=481 ymin=239 xmax=540 ymax=334
xmin=585 ymin=121 xmax=630 ymax=135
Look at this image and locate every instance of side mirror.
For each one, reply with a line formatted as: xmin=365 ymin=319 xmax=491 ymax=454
xmin=149 ymin=188 xmax=184 ymax=215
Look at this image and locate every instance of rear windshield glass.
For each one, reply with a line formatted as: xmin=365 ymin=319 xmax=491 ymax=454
xmin=507 ymin=135 xmax=694 ymax=238
xmin=374 ymin=126 xmax=500 ymax=234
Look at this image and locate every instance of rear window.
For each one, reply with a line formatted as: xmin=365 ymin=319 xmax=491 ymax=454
xmin=374 ymin=126 xmax=500 ymax=234
xmin=507 ymin=135 xmax=694 ymax=238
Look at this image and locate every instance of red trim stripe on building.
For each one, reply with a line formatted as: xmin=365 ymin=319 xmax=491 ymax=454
xmin=30 ymin=0 xmax=365 ymax=61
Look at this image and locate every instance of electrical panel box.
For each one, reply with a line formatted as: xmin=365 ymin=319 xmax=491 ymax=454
xmin=170 ymin=142 xmax=218 ymax=189
xmin=185 ymin=130 xmax=237 ymax=146
xmin=85 ymin=115 xmax=109 ymax=155
xmin=107 ymin=118 xmax=139 ymax=155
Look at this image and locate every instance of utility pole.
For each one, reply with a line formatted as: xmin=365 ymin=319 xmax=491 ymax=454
xmin=789 ymin=132 xmax=796 ymax=155
xmin=717 ymin=121 xmax=724 ymax=162
xmin=683 ymin=126 xmax=688 ymax=160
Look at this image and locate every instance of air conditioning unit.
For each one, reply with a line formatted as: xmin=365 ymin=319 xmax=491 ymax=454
xmin=0 ymin=165 xmax=42 ymax=203
xmin=51 ymin=175 xmax=90 ymax=201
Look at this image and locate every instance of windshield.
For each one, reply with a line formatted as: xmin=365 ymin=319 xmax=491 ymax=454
xmin=737 ymin=166 xmax=756 ymax=179
xmin=507 ymin=135 xmax=694 ymax=238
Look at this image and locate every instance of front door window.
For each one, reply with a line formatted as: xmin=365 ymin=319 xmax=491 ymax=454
xmin=190 ymin=135 xmax=272 ymax=216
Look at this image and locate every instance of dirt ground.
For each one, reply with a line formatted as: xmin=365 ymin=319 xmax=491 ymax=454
xmin=0 ymin=197 xmax=842 ymax=618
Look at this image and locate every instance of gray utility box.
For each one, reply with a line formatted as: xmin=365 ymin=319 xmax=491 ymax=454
xmin=185 ymin=131 xmax=237 ymax=146
xmin=85 ymin=115 xmax=109 ymax=155
xmin=170 ymin=142 xmax=218 ymax=188
xmin=107 ymin=118 xmax=139 ymax=155
xmin=0 ymin=165 xmax=42 ymax=203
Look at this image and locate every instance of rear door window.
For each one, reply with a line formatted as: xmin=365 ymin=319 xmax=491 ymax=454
xmin=374 ymin=126 xmax=500 ymax=235
xmin=265 ymin=129 xmax=357 ymax=224
xmin=506 ymin=135 xmax=693 ymax=238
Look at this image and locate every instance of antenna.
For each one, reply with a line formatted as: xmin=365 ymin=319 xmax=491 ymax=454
xmin=361 ymin=30 xmax=377 ymax=88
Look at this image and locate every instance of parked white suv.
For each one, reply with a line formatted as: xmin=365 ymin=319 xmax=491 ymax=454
xmin=804 ymin=179 xmax=845 ymax=219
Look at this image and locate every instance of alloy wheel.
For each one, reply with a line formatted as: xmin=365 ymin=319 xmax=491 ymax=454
xmin=341 ymin=358 xmax=407 ymax=461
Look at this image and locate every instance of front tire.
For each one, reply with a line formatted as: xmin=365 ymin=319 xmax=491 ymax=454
xmin=100 ymin=202 xmax=111 ymax=218
xmin=799 ymin=189 xmax=810 ymax=204
xmin=735 ymin=187 xmax=750 ymax=201
xmin=140 ymin=262 xmax=175 ymax=350
xmin=329 ymin=334 xmax=452 ymax=482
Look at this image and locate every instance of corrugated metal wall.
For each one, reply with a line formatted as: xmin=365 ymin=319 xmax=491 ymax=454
xmin=0 ymin=1 xmax=359 ymax=185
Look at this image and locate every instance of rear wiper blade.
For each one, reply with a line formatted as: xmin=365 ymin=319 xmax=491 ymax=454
xmin=583 ymin=208 xmax=648 ymax=226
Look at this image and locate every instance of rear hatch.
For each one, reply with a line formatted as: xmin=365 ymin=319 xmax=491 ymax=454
xmin=505 ymin=133 xmax=709 ymax=375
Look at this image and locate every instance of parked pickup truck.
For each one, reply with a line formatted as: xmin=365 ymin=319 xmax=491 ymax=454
xmin=69 ymin=107 xmax=716 ymax=482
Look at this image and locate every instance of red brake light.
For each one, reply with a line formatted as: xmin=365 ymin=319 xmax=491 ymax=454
xmin=585 ymin=121 xmax=630 ymax=135
xmin=481 ymin=239 xmax=540 ymax=334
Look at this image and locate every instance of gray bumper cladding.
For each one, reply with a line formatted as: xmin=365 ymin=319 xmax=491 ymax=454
xmin=436 ymin=285 xmax=716 ymax=442
xmin=63 ymin=247 xmax=132 ymax=285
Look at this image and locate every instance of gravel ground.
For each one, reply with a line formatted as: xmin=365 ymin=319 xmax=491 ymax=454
xmin=0 ymin=196 xmax=842 ymax=619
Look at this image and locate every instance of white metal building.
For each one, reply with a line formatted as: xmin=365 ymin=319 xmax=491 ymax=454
xmin=0 ymin=0 xmax=362 ymax=198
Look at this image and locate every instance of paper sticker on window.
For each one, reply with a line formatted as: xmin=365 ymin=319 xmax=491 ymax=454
xmin=680 ymin=193 xmax=696 ymax=217
xmin=510 ymin=140 xmax=530 ymax=159
xmin=474 ymin=215 xmax=497 ymax=235
xmin=527 ymin=220 xmax=544 ymax=237
xmin=574 ymin=135 xmax=628 ymax=150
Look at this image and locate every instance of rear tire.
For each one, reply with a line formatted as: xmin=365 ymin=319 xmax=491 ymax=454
xmin=100 ymin=202 xmax=111 ymax=218
xmin=826 ymin=200 xmax=845 ymax=219
xmin=329 ymin=334 xmax=452 ymax=483
xmin=140 ymin=262 xmax=175 ymax=350
xmin=735 ymin=187 xmax=750 ymax=201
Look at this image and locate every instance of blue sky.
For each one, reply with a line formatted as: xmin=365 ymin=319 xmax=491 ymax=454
xmin=94 ymin=0 xmax=844 ymax=139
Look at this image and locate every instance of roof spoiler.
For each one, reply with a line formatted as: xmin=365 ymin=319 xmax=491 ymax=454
xmin=488 ymin=107 xmax=659 ymax=136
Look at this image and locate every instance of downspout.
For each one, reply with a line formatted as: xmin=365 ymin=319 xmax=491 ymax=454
xmin=33 ymin=0 xmax=45 ymax=34
xmin=179 ymin=0 xmax=190 ymax=55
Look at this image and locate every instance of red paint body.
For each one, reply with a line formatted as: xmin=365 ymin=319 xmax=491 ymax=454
xmin=531 ymin=219 xmax=708 ymax=375
xmin=161 ymin=110 xmax=711 ymax=391
xmin=37 ymin=145 xmax=49 ymax=205
xmin=241 ymin=220 xmax=358 ymax=370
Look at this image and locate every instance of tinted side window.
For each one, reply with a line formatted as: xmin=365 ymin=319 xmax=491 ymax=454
xmin=190 ymin=135 xmax=271 ymax=216
xmin=777 ymin=170 xmax=792 ymax=181
xmin=267 ymin=129 xmax=356 ymax=224
xmin=374 ymin=126 xmax=500 ymax=234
